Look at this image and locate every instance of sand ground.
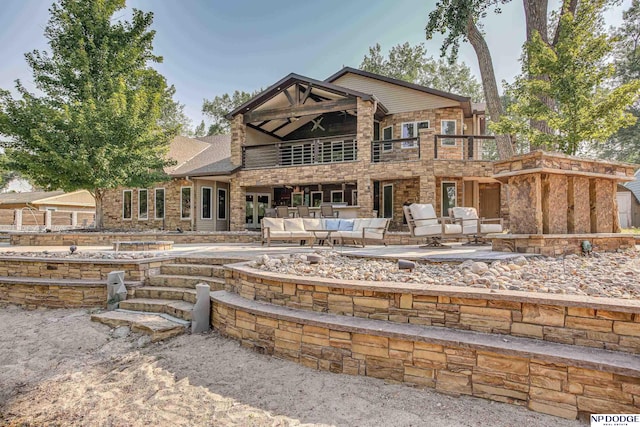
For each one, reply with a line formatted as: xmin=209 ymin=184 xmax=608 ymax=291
xmin=0 ymin=305 xmax=582 ymax=426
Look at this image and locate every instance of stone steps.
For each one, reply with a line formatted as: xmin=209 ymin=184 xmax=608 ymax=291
xmin=133 ymin=286 xmax=197 ymax=303
xmin=161 ymin=263 xmax=225 ymax=278
xmin=91 ymin=309 xmax=190 ymax=342
xmin=119 ymin=298 xmax=194 ymax=321
xmin=147 ymin=274 xmax=225 ymax=290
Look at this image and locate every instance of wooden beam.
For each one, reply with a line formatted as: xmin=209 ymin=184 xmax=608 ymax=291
xmin=300 ymin=84 xmax=312 ymax=104
xmin=271 ymin=119 xmax=292 ymax=134
xmin=246 ymin=123 xmax=284 ymax=141
xmin=283 ymin=89 xmax=295 ymax=106
xmin=244 ymin=98 xmax=356 ymax=123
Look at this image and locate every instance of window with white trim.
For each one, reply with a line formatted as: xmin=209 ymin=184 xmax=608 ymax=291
xmin=122 ymin=190 xmax=132 ymax=220
xmin=181 ymin=186 xmax=192 ymax=220
xmin=441 ymin=182 xmax=457 ymax=216
xmin=154 ymin=188 xmax=165 ymax=219
xmin=331 ymin=190 xmax=344 ymax=203
xmin=441 ymin=120 xmax=457 ymax=146
xmin=138 ymin=189 xmax=148 ymax=220
xmin=201 ymin=187 xmax=212 ymax=219
xmin=401 ymin=121 xmax=429 ymax=148
xmin=217 ymin=188 xmax=227 ymax=220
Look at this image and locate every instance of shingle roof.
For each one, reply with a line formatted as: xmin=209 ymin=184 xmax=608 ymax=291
xmin=170 ymin=134 xmax=236 ymax=177
xmin=0 ymin=190 xmax=65 ymax=205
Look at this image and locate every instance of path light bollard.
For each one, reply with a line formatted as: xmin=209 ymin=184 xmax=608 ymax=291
xmin=106 ymin=270 xmax=127 ymax=310
xmin=192 ymin=283 xmax=211 ymax=333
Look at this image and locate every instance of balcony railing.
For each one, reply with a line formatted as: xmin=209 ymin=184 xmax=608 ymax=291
xmin=242 ymin=135 xmax=357 ymax=169
xmin=434 ymin=135 xmax=498 ymax=161
xmin=371 ymin=138 xmax=420 ymax=163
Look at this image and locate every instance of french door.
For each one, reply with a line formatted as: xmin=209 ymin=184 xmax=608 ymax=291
xmin=245 ymin=193 xmax=270 ymax=229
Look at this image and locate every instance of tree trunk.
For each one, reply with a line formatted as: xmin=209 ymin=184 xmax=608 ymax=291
xmin=94 ymin=189 xmax=104 ymax=230
xmin=466 ymin=18 xmax=515 ymax=160
xmin=524 ymin=0 xmax=554 ymax=150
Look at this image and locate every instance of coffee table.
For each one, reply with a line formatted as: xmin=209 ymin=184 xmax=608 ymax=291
xmin=308 ymin=229 xmax=338 ymax=248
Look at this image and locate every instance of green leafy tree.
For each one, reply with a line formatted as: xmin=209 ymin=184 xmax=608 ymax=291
xmin=160 ymin=85 xmax=193 ymax=136
xmin=597 ymin=0 xmax=640 ymax=163
xmin=0 ymin=0 xmax=177 ymax=228
xmin=193 ymin=120 xmax=207 ymax=138
xmin=493 ymin=0 xmax=640 ymax=155
xmin=0 ymin=153 xmax=19 ymax=191
xmin=202 ymin=90 xmax=258 ymax=135
xmin=360 ymin=42 xmax=484 ymax=101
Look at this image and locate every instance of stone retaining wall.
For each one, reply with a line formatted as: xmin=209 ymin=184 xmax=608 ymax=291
xmin=0 ymin=256 xmax=173 ymax=281
xmin=212 ymin=293 xmax=640 ymax=420
xmin=0 ymin=281 xmax=106 ymax=308
xmin=491 ymin=234 xmax=637 ymax=256
xmin=226 ymin=265 xmax=640 ymax=354
xmin=9 ymin=231 xmax=261 ymax=246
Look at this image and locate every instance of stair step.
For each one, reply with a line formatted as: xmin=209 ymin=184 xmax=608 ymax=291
xmin=91 ymin=309 xmax=189 ymax=342
xmin=133 ymin=286 xmax=197 ymax=303
xmin=119 ymin=298 xmax=194 ymax=321
xmin=147 ymin=274 xmax=225 ymax=290
xmin=161 ymin=263 xmax=225 ymax=278
xmin=174 ymin=256 xmax=248 ymax=266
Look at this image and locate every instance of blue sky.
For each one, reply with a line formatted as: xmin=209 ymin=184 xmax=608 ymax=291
xmin=0 ymin=0 xmax=632 ymax=128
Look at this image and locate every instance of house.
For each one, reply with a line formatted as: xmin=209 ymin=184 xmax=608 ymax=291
xmin=103 ymin=67 xmax=500 ymax=231
xmin=619 ymin=170 xmax=640 ymax=228
xmin=0 ymin=190 xmax=95 ymax=229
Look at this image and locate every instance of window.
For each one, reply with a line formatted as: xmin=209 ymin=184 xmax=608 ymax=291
xmin=441 ymin=120 xmax=457 ymax=146
xmin=352 ymin=190 xmax=358 ymax=206
xmin=442 ymin=182 xmax=457 ymax=216
xmin=331 ymin=190 xmax=344 ymax=203
xmin=201 ymin=187 xmax=212 ymax=219
xmin=154 ymin=188 xmax=165 ymax=219
xmin=311 ymin=191 xmax=323 ymax=207
xmin=401 ymin=121 xmax=429 ymax=148
xmin=291 ymin=192 xmax=304 ymax=207
xmin=383 ymin=184 xmax=393 ymax=218
xmin=122 ymin=190 xmax=132 ymax=220
xmin=217 ymin=188 xmax=227 ymax=220
xmin=181 ymin=187 xmax=192 ymax=220
xmin=382 ymin=126 xmax=393 ymax=151
xmin=138 ymin=189 xmax=148 ymax=220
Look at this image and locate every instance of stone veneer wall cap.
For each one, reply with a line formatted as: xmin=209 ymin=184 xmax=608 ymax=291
xmin=227 ymin=262 xmax=640 ymax=313
xmin=494 ymin=150 xmax=640 ymax=169
xmin=212 ymin=290 xmax=640 ymax=377
xmin=0 ymin=276 xmax=144 ymax=287
xmin=493 ymin=167 xmax=636 ymax=182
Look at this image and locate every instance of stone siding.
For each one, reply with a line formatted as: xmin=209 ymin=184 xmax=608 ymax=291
xmin=212 ymin=295 xmax=640 ymax=420
xmin=0 ymin=281 xmax=106 ymax=308
xmin=226 ymin=265 xmax=640 ymax=354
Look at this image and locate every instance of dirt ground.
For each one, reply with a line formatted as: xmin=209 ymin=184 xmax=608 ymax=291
xmin=0 ymin=305 xmax=582 ymax=427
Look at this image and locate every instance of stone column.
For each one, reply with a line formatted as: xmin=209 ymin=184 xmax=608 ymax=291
xmin=357 ymin=177 xmax=373 ymax=217
xmin=419 ymin=128 xmax=435 ymax=160
xmin=356 ymin=98 xmax=374 ymax=166
xmin=567 ymin=176 xmax=590 ymax=233
xmin=507 ymin=174 xmax=543 ymax=234
xmin=589 ymin=178 xmax=615 ymax=233
xmin=45 ymin=210 xmax=52 ymax=230
xmin=419 ymin=175 xmax=436 ymax=205
xmin=230 ymin=114 xmax=246 ymax=168
xmin=229 ymin=177 xmax=245 ymax=231
xmin=541 ymin=174 xmax=568 ymax=234
xmin=14 ymin=209 xmax=22 ymax=231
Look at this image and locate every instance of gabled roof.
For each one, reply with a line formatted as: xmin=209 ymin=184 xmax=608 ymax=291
xmin=326 ymin=67 xmax=471 ymax=103
xmin=0 ymin=190 xmax=95 ymax=208
xmin=171 ymin=134 xmax=238 ymax=177
xmin=226 ymin=73 xmax=379 ymax=119
xmin=0 ymin=190 xmax=64 ymax=205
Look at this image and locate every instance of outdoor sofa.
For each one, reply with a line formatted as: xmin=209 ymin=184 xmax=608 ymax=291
xmin=450 ymin=207 xmax=504 ymax=244
xmin=261 ymin=217 xmax=390 ymax=247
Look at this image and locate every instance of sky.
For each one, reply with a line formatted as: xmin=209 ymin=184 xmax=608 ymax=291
xmin=0 ymin=0 xmax=633 ymax=129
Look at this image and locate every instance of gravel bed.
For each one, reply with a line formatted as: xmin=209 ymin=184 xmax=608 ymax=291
xmin=0 ymin=251 xmax=170 ymax=260
xmin=251 ymin=250 xmax=640 ymax=299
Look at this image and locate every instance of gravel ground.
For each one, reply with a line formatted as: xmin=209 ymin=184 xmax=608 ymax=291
xmin=253 ymin=249 xmax=640 ymax=299
xmin=0 ymin=306 xmax=580 ymax=426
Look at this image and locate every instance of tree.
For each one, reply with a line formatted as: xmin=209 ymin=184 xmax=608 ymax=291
xmin=360 ymin=43 xmax=484 ymax=101
xmin=159 ymin=85 xmax=193 ymax=136
xmin=193 ymin=120 xmax=207 ymax=138
xmin=0 ymin=153 xmax=18 ymax=191
xmin=0 ymin=0 xmax=177 ymax=228
xmin=426 ymin=0 xmax=515 ymax=159
xmin=493 ymin=0 xmax=640 ymax=154
xmin=597 ymin=0 xmax=640 ymax=163
xmin=202 ymin=90 xmax=258 ymax=135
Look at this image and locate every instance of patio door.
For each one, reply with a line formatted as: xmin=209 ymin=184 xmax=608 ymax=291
xmin=245 ymin=193 xmax=270 ymax=229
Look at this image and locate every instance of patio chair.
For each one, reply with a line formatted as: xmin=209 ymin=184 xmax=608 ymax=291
xmin=297 ymin=206 xmax=314 ymax=218
xmin=276 ymin=206 xmax=291 ymax=218
xmin=403 ymin=203 xmax=462 ymax=247
xmin=265 ymin=208 xmax=277 ymax=218
xmin=450 ymin=207 xmax=503 ymax=245
xmin=320 ymin=203 xmax=339 ymax=218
